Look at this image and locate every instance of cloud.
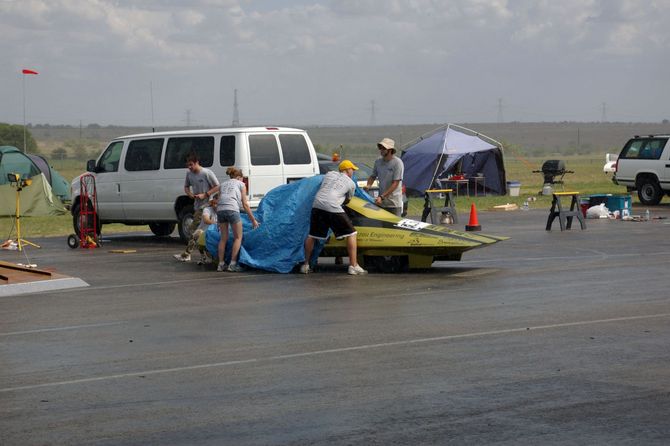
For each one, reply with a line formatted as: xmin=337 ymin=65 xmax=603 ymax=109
xmin=1 ymin=0 xmax=669 ymax=125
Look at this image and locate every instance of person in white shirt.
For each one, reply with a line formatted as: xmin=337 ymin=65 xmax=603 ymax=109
xmin=196 ymin=193 xmax=218 ymax=265
xmin=209 ymin=167 xmax=259 ymax=272
xmin=301 ymin=160 xmax=367 ymax=275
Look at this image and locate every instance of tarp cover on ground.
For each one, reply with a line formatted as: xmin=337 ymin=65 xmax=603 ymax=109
xmin=401 ymin=124 xmax=507 ymax=195
xmin=205 ymin=176 xmax=374 ymax=273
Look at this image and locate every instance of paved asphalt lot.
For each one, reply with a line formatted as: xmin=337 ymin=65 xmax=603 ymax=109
xmin=1 ymin=205 xmax=670 ymax=445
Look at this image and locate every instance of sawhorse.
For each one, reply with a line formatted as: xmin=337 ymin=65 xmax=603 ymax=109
xmin=421 ymin=189 xmax=458 ymax=224
xmin=546 ymin=191 xmax=586 ymax=231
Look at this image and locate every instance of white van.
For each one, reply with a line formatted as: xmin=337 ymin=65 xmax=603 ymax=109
xmin=71 ymin=127 xmax=320 ymax=241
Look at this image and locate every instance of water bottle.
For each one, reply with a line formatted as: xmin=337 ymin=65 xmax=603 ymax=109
xmin=645 ymin=209 xmax=650 ymax=221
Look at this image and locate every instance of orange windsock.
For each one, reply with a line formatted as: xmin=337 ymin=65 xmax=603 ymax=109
xmin=465 ymin=203 xmax=481 ymax=232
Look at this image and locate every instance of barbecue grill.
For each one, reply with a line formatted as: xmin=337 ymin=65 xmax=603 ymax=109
xmin=533 ymin=160 xmax=574 ymax=189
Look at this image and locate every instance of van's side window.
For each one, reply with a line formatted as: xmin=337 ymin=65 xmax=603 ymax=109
xmin=249 ymin=135 xmax=280 ymax=165
xmin=125 ymin=138 xmax=164 ymax=172
xmin=98 ymin=141 xmax=124 ymax=173
xmin=220 ymin=135 xmax=236 ymax=166
xmin=164 ymin=136 xmax=214 ymax=169
xmin=279 ymin=134 xmax=312 ymax=165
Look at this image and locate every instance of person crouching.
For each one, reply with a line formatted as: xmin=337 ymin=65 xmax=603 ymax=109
xmin=301 ymin=160 xmax=367 ymax=275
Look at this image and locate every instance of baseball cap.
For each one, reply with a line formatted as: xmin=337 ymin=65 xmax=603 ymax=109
xmin=338 ymin=160 xmax=359 ymax=171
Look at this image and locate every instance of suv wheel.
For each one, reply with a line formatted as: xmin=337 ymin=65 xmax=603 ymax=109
xmin=177 ymin=204 xmax=195 ymax=242
xmin=149 ymin=222 xmax=176 ymax=237
xmin=637 ymin=177 xmax=663 ymax=205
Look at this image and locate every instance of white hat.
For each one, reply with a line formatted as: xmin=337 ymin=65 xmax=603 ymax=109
xmin=377 ymin=137 xmax=395 ymax=151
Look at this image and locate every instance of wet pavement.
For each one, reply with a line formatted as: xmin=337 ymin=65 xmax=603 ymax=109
xmin=1 ymin=204 xmax=670 ymax=445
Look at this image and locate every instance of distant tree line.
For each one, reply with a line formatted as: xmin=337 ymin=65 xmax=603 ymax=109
xmin=0 ymin=123 xmax=39 ymax=153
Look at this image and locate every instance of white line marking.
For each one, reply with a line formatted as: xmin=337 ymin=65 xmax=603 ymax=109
xmin=2 ymin=312 xmax=669 ymax=393
xmin=0 ymin=322 xmax=124 ymax=337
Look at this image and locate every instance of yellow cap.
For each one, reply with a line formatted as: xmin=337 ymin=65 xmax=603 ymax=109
xmin=338 ymin=160 xmax=358 ymax=171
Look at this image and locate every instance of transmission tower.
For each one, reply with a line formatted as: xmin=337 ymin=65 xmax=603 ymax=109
xmin=232 ymin=89 xmax=240 ymax=127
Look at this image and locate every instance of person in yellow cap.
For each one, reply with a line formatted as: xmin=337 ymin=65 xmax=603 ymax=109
xmin=301 ymin=160 xmax=368 ymax=275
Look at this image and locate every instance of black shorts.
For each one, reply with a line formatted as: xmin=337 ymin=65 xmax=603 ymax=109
xmin=308 ymin=208 xmax=357 ymax=240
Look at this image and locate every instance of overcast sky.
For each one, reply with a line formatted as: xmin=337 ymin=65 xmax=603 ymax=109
xmin=1 ymin=0 xmax=668 ymax=127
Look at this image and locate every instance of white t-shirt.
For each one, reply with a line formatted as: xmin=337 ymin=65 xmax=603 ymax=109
xmin=312 ymin=171 xmax=356 ymax=213
xmin=198 ymin=206 xmax=218 ymax=231
xmin=216 ymin=178 xmax=245 ymax=212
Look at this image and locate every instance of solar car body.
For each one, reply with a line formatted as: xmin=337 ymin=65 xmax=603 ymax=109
xmin=321 ymin=197 xmax=507 ymax=271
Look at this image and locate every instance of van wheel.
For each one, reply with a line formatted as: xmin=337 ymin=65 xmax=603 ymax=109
xmin=637 ymin=177 xmax=663 ymax=205
xmin=177 ymin=205 xmax=195 ymax=243
xmin=149 ymin=222 xmax=176 ymax=237
xmin=363 ymin=255 xmax=409 ymax=273
xmin=72 ymin=201 xmax=101 ymax=236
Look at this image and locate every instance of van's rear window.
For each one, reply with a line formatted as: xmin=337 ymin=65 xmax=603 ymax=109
xmin=279 ymin=134 xmax=312 ymax=165
xmin=164 ymin=136 xmax=214 ymax=169
xmin=620 ymin=138 xmax=668 ymax=160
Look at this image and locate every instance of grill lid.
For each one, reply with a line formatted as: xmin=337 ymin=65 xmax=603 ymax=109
xmin=541 ymin=159 xmax=566 ymax=173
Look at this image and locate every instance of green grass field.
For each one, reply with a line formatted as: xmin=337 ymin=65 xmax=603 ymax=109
xmin=0 ymin=154 xmax=630 ymax=240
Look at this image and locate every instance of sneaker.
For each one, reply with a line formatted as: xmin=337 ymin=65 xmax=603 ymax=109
xmin=216 ymin=263 xmax=227 ymax=272
xmin=299 ymin=264 xmax=311 ymax=274
xmin=348 ymin=264 xmax=368 ymax=275
xmin=228 ymin=263 xmax=244 ymax=272
xmin=173 ymin=253 xmax=190 ymax=262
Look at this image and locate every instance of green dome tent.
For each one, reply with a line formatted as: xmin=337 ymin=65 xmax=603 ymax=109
xmin=0 ymin=146 xmax=67 ymax=216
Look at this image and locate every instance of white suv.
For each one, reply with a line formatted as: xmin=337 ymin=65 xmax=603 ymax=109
xmin=613 ymin=135 xmax=670 ymax=205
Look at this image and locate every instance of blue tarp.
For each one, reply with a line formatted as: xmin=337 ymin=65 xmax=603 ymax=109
xmin=205 ymin=175 xmax=374 ymax=273
xmin=401 ymin=125 xmax=507 ymax=195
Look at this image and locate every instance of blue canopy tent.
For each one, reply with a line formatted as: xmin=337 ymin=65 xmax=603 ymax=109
xmin=401 ymin=124 xmax=507 ymax=196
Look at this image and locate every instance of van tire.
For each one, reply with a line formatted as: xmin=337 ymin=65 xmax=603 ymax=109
xmin=72 ymin=201 xmax=101 ymax=237
xmin=637 ymin=176 xmax=663 ymax=205
xmin=149 ymin=222 xmax=176 ymax=237
xmin=177 ymin=205 xmax=195 ymax=243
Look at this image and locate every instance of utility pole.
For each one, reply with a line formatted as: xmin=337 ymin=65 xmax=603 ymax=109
xmin=232 ymin=89 xmax=240 ymax=127
xmin=370 ymin=100 xmax=376 ymax=126
xmin=185 ymin=109 xmax=192 ymax=127
xmin=497 ymin=98 xmax=504 ymax=123
xmin=150 ymin=81 xmax=155 ymax=131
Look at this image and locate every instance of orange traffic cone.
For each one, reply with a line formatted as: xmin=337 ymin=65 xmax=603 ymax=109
xmin=465 ymin=203 xmax=481 ymax=232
